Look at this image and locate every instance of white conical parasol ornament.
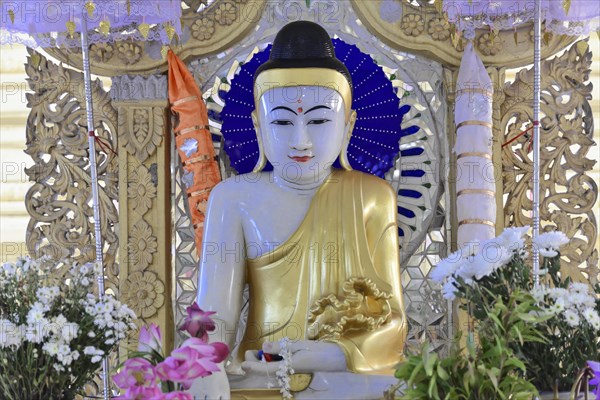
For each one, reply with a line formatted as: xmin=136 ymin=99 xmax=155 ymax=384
xmin=442 ymin=0 xmax=600 ymax=286
xmin=1 ymin=1 xmax=181 ymax=397
xmin=454 ymin=41 xmax=495 ymax=248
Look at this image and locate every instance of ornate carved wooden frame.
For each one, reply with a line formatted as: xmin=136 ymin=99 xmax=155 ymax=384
xmin=22 ymin=1 xmax=597 ymax=366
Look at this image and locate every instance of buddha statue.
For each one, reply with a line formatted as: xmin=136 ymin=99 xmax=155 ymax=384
xmin=193 ymin=21 xmax=407 ymax=399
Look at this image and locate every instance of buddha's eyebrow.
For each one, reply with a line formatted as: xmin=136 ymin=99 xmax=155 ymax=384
xmin=270 ymin=106 xmax=297 ymax=114
xmin=304 ymin=105 xmax=331 ymax=114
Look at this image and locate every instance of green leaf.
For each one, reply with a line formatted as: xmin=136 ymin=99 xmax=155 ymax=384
xmin=424 ymin=352 xmax=438 ymax=376
xmin=505 ymin=357 xmax=526 ymax=372
xmin=437 ymin=364 xmax=450 ymax=381
xmin=487 ymin=367 xmax=500 ymax=391
xmin=305 ymin=0 xmax=311 ymax=7
xmin=428 ymin=375 xmax=439 ymax=399
xmin=408 ymin=362 xmax=424 ymax=385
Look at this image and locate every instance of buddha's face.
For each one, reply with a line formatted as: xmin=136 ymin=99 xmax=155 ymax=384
xmin=255 ymin=86 xmax=348 ymax=182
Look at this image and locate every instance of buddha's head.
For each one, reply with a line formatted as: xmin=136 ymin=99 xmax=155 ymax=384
xmin=252 ymin=21 xmax=356 ymax=179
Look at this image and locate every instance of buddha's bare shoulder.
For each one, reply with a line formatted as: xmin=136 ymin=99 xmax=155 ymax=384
xmin=341 ymin=170 xmax=396 ymax=200
xmin=208 ymin=172 xmax=274 ymax=204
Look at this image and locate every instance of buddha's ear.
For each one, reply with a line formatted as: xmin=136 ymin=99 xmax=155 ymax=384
xmin=340 ymin=110 xmax=357 ymax=171
xmin=251 ymin=110 xmax=267 ymax=173
xmin=345 ymin=110 xmax=357 ymax=137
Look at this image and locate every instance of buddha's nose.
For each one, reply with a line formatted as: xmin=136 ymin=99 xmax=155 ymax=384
xmin=289 ymin=125 xmax=312 ymax=151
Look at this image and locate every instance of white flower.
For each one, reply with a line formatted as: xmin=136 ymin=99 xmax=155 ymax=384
xmin=2 ymin=262 xmax=16 ymax=276
xmin=0 ymin=320 xmax=22 ymax=348
xmin=43 ymin=341 xmax=60 ymax=356
xmin=442 ymin=278 xmax=458 ymax=300
xmin=91 ymin=355 xmax=103 ymax=363
xmin=570 ymin=283 xmax=590 ymax=294
xmin=37 ymin=286 xmax=60 ymax=304
xmin=81 ymin=277 xmax=90 ymax=286
xmin=533 ymin=231 xmax=569 ymax=258
xmin=548 ymin=288 xmax=568 ymax=300
xmin=583 ymin=308 xmax=600 ymax=330
xmin=62 ymin=323 xmax=79 ymax=343
xmin=563 ymin=309 xmax=580 ymax=327
xmin=531 ymin=286 xmax=548 ymax=303
xmin=539 ymin=248 xmax=558 ymax=257
xmin=26 ymin=306 xmax=46 ymax=325
xmin=495 ymin=226 xmax=530 ymax=253
xmin=79 ymin=264 xmax=90 ymax=275
xmin=88 ymin=331 xmax=96 ymax=338
xmin=25 ymin=322 xmax=48 ymax=343
xmin=431 ymin=254 xmax=465 ymax=283
xmin=552 ymin=297 xmax=566 ymax=314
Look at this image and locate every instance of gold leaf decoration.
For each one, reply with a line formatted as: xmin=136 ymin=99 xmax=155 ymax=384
xmin=164 ymin=23 xmax=176 ymax=42
xmin=127 ymin=0 xmax=131 ymax=15
xmin=99 ymin=20 xmax=110 ymax=36
xmin=543 ymin=31 xmax=552 ymax=46
xmin=8 ymin=9 xmax=15 ymax=24
xmin=576 ymin=40 xmax=588 ymax=56
xmin=66 ymin=21 xmax=76 ymax=38
xmin=434 ymin=0 xmax=443 ymax=15
xmin=138 ymin=23 xmax=150 ymax=40
xmin=30 ymin=52 xmax=41 ymax=68
xmin=563 ymin=0 xmax=571 ymax=15
xmin=514 ymin=30 xmax=518 ymax=46
xmin=85 ymin=1 xmax=96 ymax=18
xmin=161 ymin=46 xmax=169 ymax=60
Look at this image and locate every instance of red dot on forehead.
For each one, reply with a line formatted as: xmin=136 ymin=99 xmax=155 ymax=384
xmin=297 ymin=107 xmax=303 ymax=113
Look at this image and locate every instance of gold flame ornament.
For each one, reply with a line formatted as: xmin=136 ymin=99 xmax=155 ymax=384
xmin=8 ymin=9 xmax=15 ymax=24
xmin=99 ymin=20 xmax=111 ymax=36
xmin=165 ymin=23 xmax=176 ymax=42
xmin=563 ymin=0 xmax=572 ymax=15
xmin=66 ymin=21 xmax=76 ymax=38
xmin=138 ymin=23 xmax=150 ymax=39
xmin=161 ymin=46 xmax=169 ymax=59
xmin=85 ymin=1 xmax=96 ymax=18
xmin=576 ymin=40 xmax=588 ymax=56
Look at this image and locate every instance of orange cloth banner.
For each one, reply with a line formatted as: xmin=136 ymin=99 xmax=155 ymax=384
xmin=167 ymin=50 xmax=221 ymax=258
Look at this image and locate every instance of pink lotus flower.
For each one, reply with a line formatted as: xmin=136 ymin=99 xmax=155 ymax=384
xmin=161 ymin=392 xmax=194 ymax=400
xmin=113 ymin=358 xmax=158 ymax=389
xmin=179 ymin=302 xmax=216 ymax=341
xmin=181 ymin=337 xmax=228 ymax=363
xmin=138 ymin=323 xmax=163 ymax=354
xmin=155 ymin=339 xmax=228 ymax=389
xmin=155 ymin=346 xmax=208 ymax=389
xmin=121 ymin=386 xmax=163 ymax=400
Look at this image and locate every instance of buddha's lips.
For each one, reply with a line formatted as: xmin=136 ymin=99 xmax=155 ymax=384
xmin=289 ymin=156 xmax=314 ymax=163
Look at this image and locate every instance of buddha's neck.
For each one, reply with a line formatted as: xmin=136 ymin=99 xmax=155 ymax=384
xmin=272 ymin=168 xmax=333 ymax=195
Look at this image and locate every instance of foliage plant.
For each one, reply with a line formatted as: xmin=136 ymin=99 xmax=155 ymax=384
xmin=393 ymin=289 xmax=547 ymax=400
xmin=0 ymin=257 xmax=136 ymax=399
xmin=429 ymin=227 xmax=600 ymax=393
xmin=522 ymin=256 xmax=600 ymax=391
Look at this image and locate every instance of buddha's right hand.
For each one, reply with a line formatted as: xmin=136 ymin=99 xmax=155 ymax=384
xmin=187 ymin=365 xmax=230 ymax=400
xmin=241 ymin=340 xmax=347 ymax=375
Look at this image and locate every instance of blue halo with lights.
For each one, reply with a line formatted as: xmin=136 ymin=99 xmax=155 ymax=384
xmin=219 ymin=38 xmax=420 ymax=179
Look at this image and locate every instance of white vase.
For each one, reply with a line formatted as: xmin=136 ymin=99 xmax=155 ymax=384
xmin=537 ymin=392 xmax=570 ymax=400
xmin=538 ymin=391 xmax=595 ymax=400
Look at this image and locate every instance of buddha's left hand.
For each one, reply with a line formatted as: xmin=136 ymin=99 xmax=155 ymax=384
xmin=241 ymin=340 xmax=347 ymax=375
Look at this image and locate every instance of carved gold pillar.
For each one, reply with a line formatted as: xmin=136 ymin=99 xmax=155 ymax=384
xmin=487 ymin=66 xmax=507 ymax=233
xmin=111 ymin=75 xmax=174 ymax=352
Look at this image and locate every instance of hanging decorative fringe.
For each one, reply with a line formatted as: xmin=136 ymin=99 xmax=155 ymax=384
xmin=168 ymin=50 xmax=221 ymax=259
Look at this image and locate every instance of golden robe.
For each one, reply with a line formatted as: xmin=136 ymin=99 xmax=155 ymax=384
xmin=237 ymin=169 xmax=407 ymax=374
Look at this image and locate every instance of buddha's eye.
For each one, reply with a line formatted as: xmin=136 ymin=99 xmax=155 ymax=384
xmin=307 ymin=119 xmax=330 ymax=125
xmin=271 ymin=120 xmax=293 ymax=126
